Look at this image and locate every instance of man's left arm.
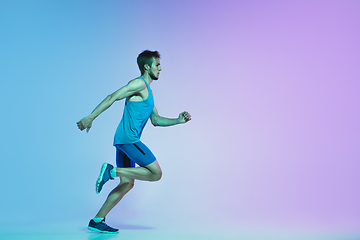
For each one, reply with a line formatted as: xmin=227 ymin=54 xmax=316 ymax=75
xmin=150 ymin=106 xmax=191 ymax=127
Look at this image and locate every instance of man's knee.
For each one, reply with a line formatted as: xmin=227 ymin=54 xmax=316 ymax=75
xmin=120 ymin=179 xmax=135 ymax=190
xmin=152 ymin=169 xmax=162 ymax=181
xmin=125 ymin=180 xmax=135 ymax=190
xmin=128 ymin=181 xmax=135 ymax=189
xmin=146 ymin=160 xmax=162 ymax=181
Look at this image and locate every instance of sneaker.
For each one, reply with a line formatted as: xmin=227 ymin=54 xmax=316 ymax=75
xmin=88 ymin=218 xmax=119 ymax=234
xmin=96 ymin=162 xmax=114 ymax=194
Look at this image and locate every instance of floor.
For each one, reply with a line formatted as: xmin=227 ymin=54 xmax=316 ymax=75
xmin=0 ymin=219 xmax=359 ymax=240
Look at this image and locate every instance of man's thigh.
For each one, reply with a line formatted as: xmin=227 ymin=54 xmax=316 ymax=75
xmin=116 ymin=147 xmax=135 ymax=168
xmin=115 ymin=141 xmax=156 ymax=167
xmin=144 ymin=160 xmax=162 ymax=176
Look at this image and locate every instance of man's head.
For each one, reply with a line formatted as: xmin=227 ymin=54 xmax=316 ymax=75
xmin=137 ymin=50 xmax=161 ymax=79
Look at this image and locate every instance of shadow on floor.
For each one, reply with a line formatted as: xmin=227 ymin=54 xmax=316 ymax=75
xmin=117 ymin=223 xmax=154 ymax=230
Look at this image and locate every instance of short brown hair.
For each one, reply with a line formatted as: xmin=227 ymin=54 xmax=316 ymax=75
xmin=137 ymin=50 xmax=161 ymax=74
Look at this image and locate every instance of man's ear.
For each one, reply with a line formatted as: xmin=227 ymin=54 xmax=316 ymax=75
xmin=144 ymin=63 xmax=150 ymax=71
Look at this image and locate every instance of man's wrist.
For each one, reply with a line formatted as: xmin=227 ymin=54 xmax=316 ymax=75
xmin=87 ymin=114 xmax=96 ymax=121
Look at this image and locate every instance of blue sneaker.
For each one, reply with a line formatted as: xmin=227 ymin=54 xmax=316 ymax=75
xmin=96 ymin=162 xmax=115 ymax=194
xmin=88 ymin=218 xmax=119 ymax=234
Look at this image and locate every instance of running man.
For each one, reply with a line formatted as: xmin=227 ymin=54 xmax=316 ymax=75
xmin=77 ymin=50 xmax=191 ymax=234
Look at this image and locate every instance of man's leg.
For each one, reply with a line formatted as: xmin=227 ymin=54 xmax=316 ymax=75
xmin=114 ymin=142 xmax=161 ymax=181
xmin=96 ymin=160 xmax=162 ymax=195
xmin=93 ymin=160 xmax=161 ymax=215
xmin=95 ymin=176 xmax=135 ymax=219
xmin=116 ymin=160 xmax=162 ymax=181
xmin=88 ymin=176 xmax=134 ymax=233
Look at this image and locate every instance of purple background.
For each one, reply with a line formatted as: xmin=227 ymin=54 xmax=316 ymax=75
xmin=1 ymin=0 xmax=359 ymax=234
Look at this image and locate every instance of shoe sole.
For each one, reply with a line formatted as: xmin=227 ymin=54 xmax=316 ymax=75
xmin=96 ymin=163 xmax=108 ymax=194
xmin=88 ymin=226 xmax=119 ymax=234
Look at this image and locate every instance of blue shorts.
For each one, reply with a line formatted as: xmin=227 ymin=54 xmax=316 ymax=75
xmin=115 ymin=141 xmax=156 ymax=168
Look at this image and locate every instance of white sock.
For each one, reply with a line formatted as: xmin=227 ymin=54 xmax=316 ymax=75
xmin=110 ymin=167 xmax=116 ymax=178
xmin=93 ymin=217 xmax=104 ymax=223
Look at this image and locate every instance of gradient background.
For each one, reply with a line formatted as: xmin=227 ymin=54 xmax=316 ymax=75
xmin=1 ymin=0 xmax=360 ymax=238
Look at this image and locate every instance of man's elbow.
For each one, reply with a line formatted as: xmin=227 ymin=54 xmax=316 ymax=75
xmin=151 ymin=118 xmax=160 ymax=127
xmin=107 ymin=93 xmax=122 ymax=105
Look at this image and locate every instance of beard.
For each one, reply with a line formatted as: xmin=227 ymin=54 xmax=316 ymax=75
xmin=149 ymin=71 xmax=159 ymax=80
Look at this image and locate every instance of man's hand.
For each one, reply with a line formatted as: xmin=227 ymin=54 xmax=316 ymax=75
xmin=77 ymin=116 xmax=93 ymax=133
xmin=178 ymin=111 xmax=192 ymax=124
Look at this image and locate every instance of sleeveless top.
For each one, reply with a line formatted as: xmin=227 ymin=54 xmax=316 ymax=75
xmin=113 ymin=76 xmax=154 ymax=145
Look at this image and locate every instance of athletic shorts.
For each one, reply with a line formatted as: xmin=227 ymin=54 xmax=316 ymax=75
xmin=115 ymin=141 xmax=156 ymax=168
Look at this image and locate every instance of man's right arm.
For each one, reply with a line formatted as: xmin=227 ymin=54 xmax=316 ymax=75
xmin=77 ymin=78 xmax=145 ymax=132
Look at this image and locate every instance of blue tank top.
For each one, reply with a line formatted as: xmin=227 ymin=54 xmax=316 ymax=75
xmin=113 ymin=77 xmax=154 ymax=144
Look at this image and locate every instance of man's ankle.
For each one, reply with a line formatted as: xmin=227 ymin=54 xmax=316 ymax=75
xmin=93 ymin=217 xmax=104 ymax=223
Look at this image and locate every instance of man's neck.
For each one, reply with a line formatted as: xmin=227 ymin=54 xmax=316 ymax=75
xmin=141 ymin=73 xmax=153 ymax=85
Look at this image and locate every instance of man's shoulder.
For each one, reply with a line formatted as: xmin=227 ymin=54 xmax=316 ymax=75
xmin=126 ymin=77 xmax=146 ymax=91
xmin=128 ymin=77 xmax=145 ymax=85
